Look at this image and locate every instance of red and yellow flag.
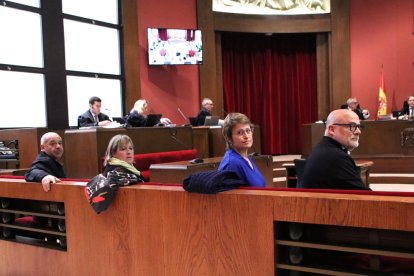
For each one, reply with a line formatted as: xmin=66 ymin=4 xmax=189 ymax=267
xmin=377 ymin=70 xmax=387 ymax=119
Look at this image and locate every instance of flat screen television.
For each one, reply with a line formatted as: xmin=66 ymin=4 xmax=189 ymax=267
xmin=147 ymin=28 xmax=202 ymax=65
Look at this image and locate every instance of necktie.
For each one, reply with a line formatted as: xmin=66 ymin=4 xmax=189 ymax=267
xmin=94 ymin=115 xmax=99 ymax=123
xmin=411 ymin=109 xmax=414 ymax=116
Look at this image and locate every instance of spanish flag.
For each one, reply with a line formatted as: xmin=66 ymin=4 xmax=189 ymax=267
xmin=377 ymin=70 xmax=387 ymax=119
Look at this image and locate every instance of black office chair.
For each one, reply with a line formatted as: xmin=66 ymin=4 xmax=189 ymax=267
xmin=293 ymin=159 xmax=306 ymax=188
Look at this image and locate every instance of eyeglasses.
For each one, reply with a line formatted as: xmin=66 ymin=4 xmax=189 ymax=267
xmin=233 ymin=127 xmax=254 ymax=136
xmin=332 ymin=123 xmax=364 ymax=132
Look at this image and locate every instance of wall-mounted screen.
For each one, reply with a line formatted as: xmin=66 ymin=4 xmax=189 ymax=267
xmin=147 ymin=28 xmax=202 ymax=65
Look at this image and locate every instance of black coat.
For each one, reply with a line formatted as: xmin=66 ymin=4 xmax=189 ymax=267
xmin=195 ymin=108 xmax=211 ymax=126
xmin=301 ymin=136 xmax=370 ymax=190
xmin=78 ymin=110 xmax=110 ymax=127
xmin=125 ymin=111 xmax=147 ymax=127
xmin=24 ymin=151 xmax=66 ymax=182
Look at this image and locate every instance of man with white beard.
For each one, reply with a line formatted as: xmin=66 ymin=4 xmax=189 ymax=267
xmin=300 ymin=109 xmax=371 ymax=190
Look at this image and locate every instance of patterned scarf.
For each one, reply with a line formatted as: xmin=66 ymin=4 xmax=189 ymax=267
xmin=108 ymin=157 xmax=141 ymax=176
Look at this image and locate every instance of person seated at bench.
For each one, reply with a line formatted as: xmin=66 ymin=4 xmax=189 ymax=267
xmin=125 ymin=99 xmax=172 ymax=127
xmin=300 ymin=109 xmax=371 ymax=190
xmin=103 ymin=134 xmax=144 ymax=182
xmin=218 ymin=113 xmax=265 ymax=187
xmin=25 ymin=132 xmax=66 ymax=192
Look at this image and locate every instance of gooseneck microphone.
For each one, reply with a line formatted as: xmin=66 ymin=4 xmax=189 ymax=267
xmin=168 ymin=127 xmax=203 ymax=164
xmin=177 ymin=107 xmax=192 ymax=126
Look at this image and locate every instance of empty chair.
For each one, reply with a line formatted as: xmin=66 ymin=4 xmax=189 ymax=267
xmin=293 ymin=159 xmax=307 ymax=188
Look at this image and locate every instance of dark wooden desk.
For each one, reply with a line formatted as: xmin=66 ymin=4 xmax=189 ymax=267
xmin=64 ymin=127 xmax=194 ymax=178
xmin=282 ymin=160 xmax=374 ymax=188
xmin=301 ymin=121 xmax=414 ymax=173
xmin=150 ymin=155 xmax=275 ymax=187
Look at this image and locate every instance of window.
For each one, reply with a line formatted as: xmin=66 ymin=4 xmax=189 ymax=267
xmin=0 ymin=0 xmax=123 ymax=128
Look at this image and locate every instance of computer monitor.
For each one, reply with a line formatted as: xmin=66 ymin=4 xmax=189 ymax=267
xmin=204 ymin=116 xmax=220 ymax=126
xmin=112 ymin=117 xmax=126 ymax=124
xmin=146 ymin=114 xmax=162 ymax=127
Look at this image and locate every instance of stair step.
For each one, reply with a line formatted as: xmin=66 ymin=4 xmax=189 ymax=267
xmin=370 ymin=174 xmax=414 ymax=184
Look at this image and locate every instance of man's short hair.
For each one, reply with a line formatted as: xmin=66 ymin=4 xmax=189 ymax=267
xmin=89 ymin=96 xmax=102 ymax=105
xmin=201 ymin=98 xmax=212 ymax=106
xmin=346 ymin=97 xmax=357 ymax=105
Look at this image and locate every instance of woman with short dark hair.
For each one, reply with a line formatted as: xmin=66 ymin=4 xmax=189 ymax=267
xmin=218 ymin=113 xmax=265 ymax=187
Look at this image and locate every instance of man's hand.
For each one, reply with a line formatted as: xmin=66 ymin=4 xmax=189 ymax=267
xmin=41 ymin=175 xmax=61 ymax=192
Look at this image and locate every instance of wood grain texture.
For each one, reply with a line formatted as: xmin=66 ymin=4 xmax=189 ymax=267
xmin=197 ymin=0 xmax=349 ymax=119
xmin=0 ymin=128 xmax=64 ymax=169
xmin=301 ymin=121 xmax=414 ymax=173
xmin=1 ymin=179 xmax=414 ymax=275
xmin=64 ymin=127 xmax=193 ymax=178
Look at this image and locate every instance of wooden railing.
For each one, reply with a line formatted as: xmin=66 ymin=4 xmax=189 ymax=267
xmin=0 ymin=179 xmax=414 ymax=275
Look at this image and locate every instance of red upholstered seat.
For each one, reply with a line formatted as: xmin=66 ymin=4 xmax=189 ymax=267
xmin=132 ymin=149 xmax=197 ymax=181
xmin=100 ymin=149 xmax=198 ymax=182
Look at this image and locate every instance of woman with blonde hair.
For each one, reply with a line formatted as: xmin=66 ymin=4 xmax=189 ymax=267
xmin=103 ymin=134 xmax=143 ymax=181
xmin=125 ymin=99 xmax=172 ymax=127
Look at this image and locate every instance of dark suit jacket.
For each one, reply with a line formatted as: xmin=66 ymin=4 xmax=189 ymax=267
xmin=195 ymin=108 xmax=211 ymax=126
xmin=340 ymin=104 xmax=365 ymax=120
xmin=78 ymin=110 xmax=110 ymax=127
xmin=301 ymin=136 xmax=370 ymax=190
xmin=399 ymin=101 xmax=411 ymax=116
xmin=125 ymin=111 xmax=147 ymax=127
xmin=24 ymin=151 xmax=66 ymax=182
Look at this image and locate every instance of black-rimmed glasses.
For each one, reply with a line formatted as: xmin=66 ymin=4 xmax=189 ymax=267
xmin=332 ymin=123 xmax=364 ymax=132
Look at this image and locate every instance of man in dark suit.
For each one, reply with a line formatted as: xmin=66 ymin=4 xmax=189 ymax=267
xmin=195 ymin=98 xmax=214 ymax=126
xmin=341 ymin=97 xmax=370 ymax=120
xmin=25 ymin=132 xmax=66 ymax=192
xmin=398 ymin=95 xmax=414 ymax=120
xmin=300 ymin=109 xmax=370 ymax=190
xmin=78 ymin=96 xmax=112 ymax=127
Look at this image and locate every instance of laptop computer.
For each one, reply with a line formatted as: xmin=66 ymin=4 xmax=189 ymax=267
xmin=146 ymin=114 xmax=162 ymax=127
xmin=112 ymin=117 xmax=126 ymax=124
xmin=204 ymin=116 xmax=220 ymax=126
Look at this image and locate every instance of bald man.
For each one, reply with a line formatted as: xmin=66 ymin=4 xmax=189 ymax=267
xmin=25 ymin=132 xmax=66 ymax=192
xmin=300 ymin=109 xmax=370 ymax=190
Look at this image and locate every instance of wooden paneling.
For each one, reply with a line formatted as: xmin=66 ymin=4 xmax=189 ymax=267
xmin=150 ymin=155 xmax=274 ymax=187
xmin=330 ymin=0 xmax=351 ymax=107
xmin=64 ymin=127 xmax=194 ymax=178
xmin=1 ymin=179 xmax=414 ymax=274
xmin=197 ymin=0 xmax=350 ymax=119
xmin=0 ymin=128 xmax=64 ymax=169
xmin=301 ymin=121 xmax=414 ymax=173
xmin=121 ymin=0 xmax=141 ymax=113
xmin=214 ymin=13 xmax=331 ymax=33
xmin=191 ymin=126 xmax=209 ymax=158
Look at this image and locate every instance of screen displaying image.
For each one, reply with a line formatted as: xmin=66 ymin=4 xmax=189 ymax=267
xmin=147 ymin=28 xmax=202 ymax=65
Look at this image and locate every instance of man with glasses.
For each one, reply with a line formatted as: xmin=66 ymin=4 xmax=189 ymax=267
xmin=300 ymin=109 xmax=371 ymax=190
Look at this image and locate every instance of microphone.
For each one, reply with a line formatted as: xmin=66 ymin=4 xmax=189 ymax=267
xmin=103 ymin=108 xmax=113 ymax=122
xmin=222 ymin=108 xmax=228 ymax=116
xmin=168 ymin=128 xmax=203 ymax=163
xmin=177 ymin=107 xmax=192 ymax=126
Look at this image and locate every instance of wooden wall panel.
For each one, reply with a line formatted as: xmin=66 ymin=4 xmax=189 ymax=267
xmin=1 ymin=179 xmax=414 ymax=274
